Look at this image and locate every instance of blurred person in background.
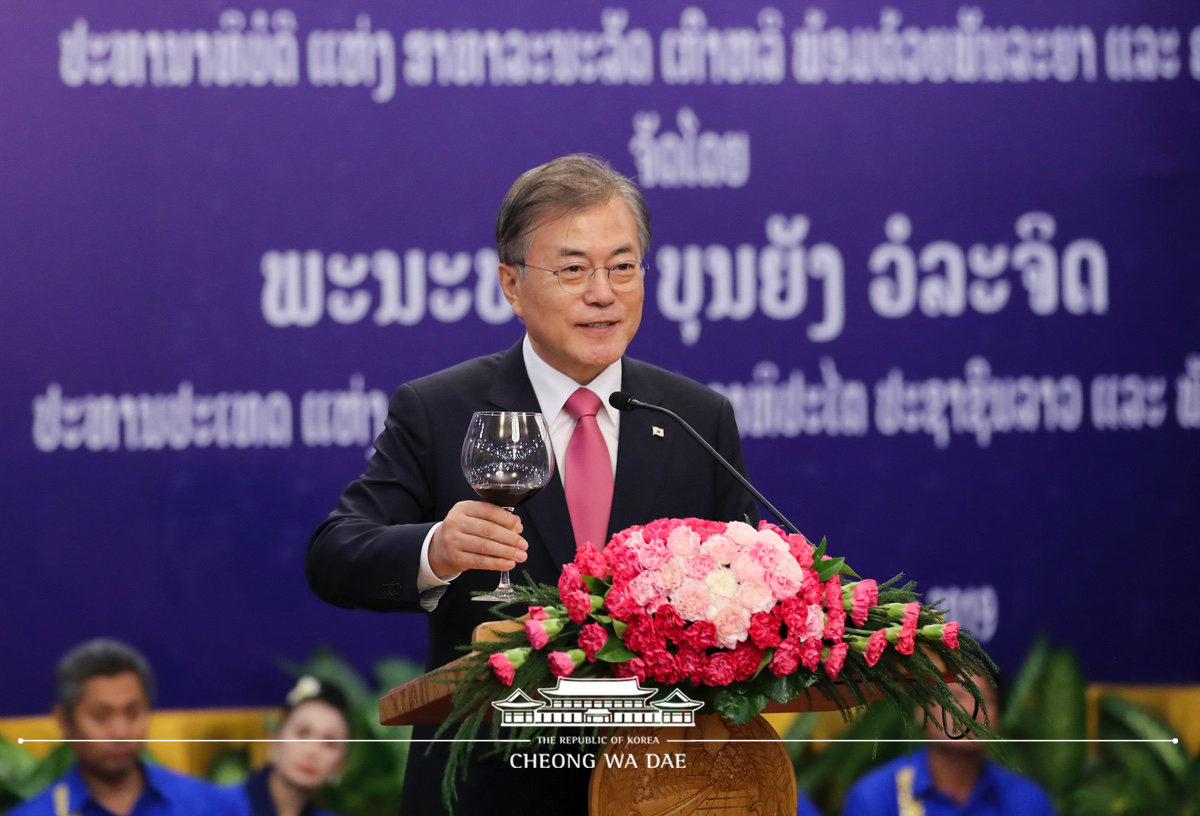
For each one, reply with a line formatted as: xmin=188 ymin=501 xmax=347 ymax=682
xmin=222 ymin=677 xmax=350 ymax=816
xmin=841 ymin=676 xmax=1054 ymax=816
xmin=7 ymin=638 xmax=234 ymax=816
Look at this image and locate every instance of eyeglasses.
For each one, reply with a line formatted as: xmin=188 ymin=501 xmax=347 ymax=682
xmin=520 ymin=260 xmax=646 ymax=294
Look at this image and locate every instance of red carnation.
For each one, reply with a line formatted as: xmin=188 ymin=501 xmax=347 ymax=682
xmin=549 ymin=650 xmax=579 ymax=678
xmin=849 ymin=580 xmax=879 ymax=627
xmin=702 ymin=652 xmax=736 ymax=687
xmin=824 ymin=641 xmax=850 ymax=680
xmin=558 ymin=564 xmax=594 ymax=624
xmin=779 ymin=597 xmax=808 ymax=634
xmin=525 ymin=619 xmax=550 ymax=650
xmin=579 ymin=623 xmax=609 ymax=662
xmin=654 ymin=605 xmax=686 ymax=644
xmin=787 ymin=534 xmax=814 ymax=568
xmin=732 ymin=643 xmax=766 ymax=681
xmin=822 ymin=575 xmax=842 ymax=610
xmin=897 ymin=602 xmax=920 ymax=655
xmin=623 ymin=614 xmax=667 ymax=656
xmin=942 ymin=621 xmax=960 ymax=650
xmin=749 ymin=611 xmax=783 ymax=649
xmin=800 ymin=636 xmax=822 ymax=672
xmin=644 ymin=648 xmax=683 ymax=684
xmin=769 ymin=637 xmax=802 ymax=677
xmin=528 ymin=606 xmax=549 ymax=621
xmin=676 ymin=646 xmax=708 ymax=685
xmin=613 ymin=657 xmax=647 ymax=683
xmin=604 ymin=581 xmax=641 ymax=622
xmin=800 ymin=570 xmax=821 ymax=604
xmin=680 ymin=620 xmax=718 ymax=651
xmin=574 ymin=542 xmax=609 ymax=581
xmin=823 ymin=608 xmax=846 ymax=642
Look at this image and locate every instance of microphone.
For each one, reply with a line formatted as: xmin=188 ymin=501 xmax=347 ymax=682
xmin=608 ymin=391 xmax=802 ymax=536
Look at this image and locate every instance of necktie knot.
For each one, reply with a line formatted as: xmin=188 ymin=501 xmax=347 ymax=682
xmin=564 ymin=387 xmax=603 ymax=421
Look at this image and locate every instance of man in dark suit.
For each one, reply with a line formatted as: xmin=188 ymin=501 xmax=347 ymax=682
xmin=307 ymin=154 xmax=756 ymax=815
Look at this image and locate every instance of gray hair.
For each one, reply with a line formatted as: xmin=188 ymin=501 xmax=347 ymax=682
xmin=495 ymin=153 xmax=651 ymax=267
xmin=56 ymin=638 xmax=156 ymax=711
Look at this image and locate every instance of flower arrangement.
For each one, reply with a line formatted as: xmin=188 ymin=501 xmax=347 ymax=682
xmin=438 ymin=518 xmax=994 ymax=808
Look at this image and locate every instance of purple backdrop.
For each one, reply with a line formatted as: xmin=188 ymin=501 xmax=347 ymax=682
xmin=2 ymin=0 xmax=1199 ymax=714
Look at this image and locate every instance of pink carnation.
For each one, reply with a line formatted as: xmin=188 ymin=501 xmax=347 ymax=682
xmin=750 ymin=530 xmax=788 ymax=568
xmin=708 ymin=601 xmax=752 ymax=650
xmin=574 ymin=542 xmax=608 ymax=580
xmin=579 ymin=623 xmax=608 ymax=662
xmin=787 ymin=534 xmax=814 ymax=568
xmin=669 ymin=579 xmax=711 ymax=621
xmin=770 ymin=637 xmax=802 ymax=676
xmin=657 ymin=557 xmax=686 ymax=592
xmin=525 ymin=619 xmax=550 ymax=650
xmin=942 ymin=621 xmax=960 ymax=650
xmin=824 ymin=641 xmax=850 ymax=680
xmin=681 ymin=620 xmax=718 ymax=651
xmin=548 ymin=651 xmax=579 ymax=678
xmin=896 ymin=602 xmax=921 ymax=655
xmin=700 ymin=534 xmax=738 ymax=565
xmin=802 ymin=605 xmax=827 ymax=642
xmin=666 ymin=524 xmax=702 ymax=557
xmin=702 ymin=652 xmax=736 ymax=686
xmin=849 ymin=580 xmax=879 ymax=627
xmin=528 ymin=606 xmax=549 ymax=621
xmin=865 ymin=630 xmax=888 ymax=667
xmin=765 ymin=557 xmax=804 ymax=601
xmin=637 ymin=534 xmax=672 ymax=570
xmin=628 ymin=570 xmax=666 ymax=607
xmin=737 ymin=579 xmax=776 ymax=615
xmin=724 ymin=521 xmax=758 ymax=547
xmin=488 ymin=652 xmax=515 ymax=686
xmin=613 ymin=657 xmax=646 ymax=683
xmin=684 ymin=554 xmax=717 ymax=580
xmin=605 ymin=540 xmax=643 ymax=583
xmin=731 ymin=551 xmax=766 ymax=583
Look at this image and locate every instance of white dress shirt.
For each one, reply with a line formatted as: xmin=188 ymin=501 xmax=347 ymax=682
xmin=416 ymin=336 xmax=622 ymax=604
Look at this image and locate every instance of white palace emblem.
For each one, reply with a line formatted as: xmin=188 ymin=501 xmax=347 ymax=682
xmin=491 ymin=676 xmax=703 ymax=728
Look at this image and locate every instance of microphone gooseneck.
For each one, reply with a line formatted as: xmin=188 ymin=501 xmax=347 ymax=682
xmin=608 ymin=391 xmax=802 ymax=536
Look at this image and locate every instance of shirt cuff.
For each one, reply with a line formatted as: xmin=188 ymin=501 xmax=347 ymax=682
xmin=418 ymin=522 xmax=460 ymax=597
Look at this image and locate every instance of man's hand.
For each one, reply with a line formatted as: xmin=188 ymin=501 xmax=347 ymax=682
xmin=428 ymin=501 xmax=528 ymax=579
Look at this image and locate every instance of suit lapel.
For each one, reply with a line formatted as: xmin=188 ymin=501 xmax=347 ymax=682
xmin=609 ymin=358 xmax=674 ymax=536
xmin=486 ymin=343 xmax=577 ymax=571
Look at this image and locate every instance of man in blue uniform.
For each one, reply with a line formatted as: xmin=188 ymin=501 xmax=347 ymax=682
xmin=842 ymin=677 xmax=1055 ymax=816
xmin=8 ymin=639 xmax=234 ymax=816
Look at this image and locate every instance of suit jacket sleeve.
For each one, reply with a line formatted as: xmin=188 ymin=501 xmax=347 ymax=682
xmin=306 ymin=382 xmax=439 ymax=612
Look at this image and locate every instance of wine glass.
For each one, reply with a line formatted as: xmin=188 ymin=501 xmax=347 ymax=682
xmin=461 ymin=411 xmax=554 ymax=602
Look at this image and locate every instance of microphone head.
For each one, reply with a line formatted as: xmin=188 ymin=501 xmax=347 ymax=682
xmin=609 ymin=391 xmax=639 ymax=412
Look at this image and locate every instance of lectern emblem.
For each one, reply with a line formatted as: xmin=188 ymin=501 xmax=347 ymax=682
xmin=492 ymin=676 xmax=702 ymax=728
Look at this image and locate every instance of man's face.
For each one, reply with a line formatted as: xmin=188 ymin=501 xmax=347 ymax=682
xmin=926 ymin=676 xmax=998 ymax=752
xmin=56 ymin=673 xmax=150 ymax=778
xmin=500 ymin=197 xmax=644 ymax=385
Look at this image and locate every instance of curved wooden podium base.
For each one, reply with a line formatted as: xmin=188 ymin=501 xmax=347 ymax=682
xmin=588 ymin=714 xmax=796 ymax=816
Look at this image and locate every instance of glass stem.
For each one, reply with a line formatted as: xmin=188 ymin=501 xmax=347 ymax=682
xmin=499 ymin=505 xmax=516 ymax=588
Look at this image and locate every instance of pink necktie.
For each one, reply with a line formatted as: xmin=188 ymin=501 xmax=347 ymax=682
xmin=563 ymin=388 xmax=613 ymax=552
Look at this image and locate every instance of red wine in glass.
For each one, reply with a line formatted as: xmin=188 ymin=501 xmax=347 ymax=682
xmin=461 ymin=411 xmax=554 ymax=602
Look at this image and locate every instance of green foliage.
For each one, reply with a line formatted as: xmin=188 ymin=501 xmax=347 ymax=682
xmin=0 ymin=739 xmax=74 ymax=808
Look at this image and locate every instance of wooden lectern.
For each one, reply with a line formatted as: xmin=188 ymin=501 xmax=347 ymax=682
xmin=380 ymin=623 xmax=883 ymax=815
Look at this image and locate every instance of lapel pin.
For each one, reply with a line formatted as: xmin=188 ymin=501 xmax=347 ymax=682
xmin=651 ymin=426 xmax=664 ymax=438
